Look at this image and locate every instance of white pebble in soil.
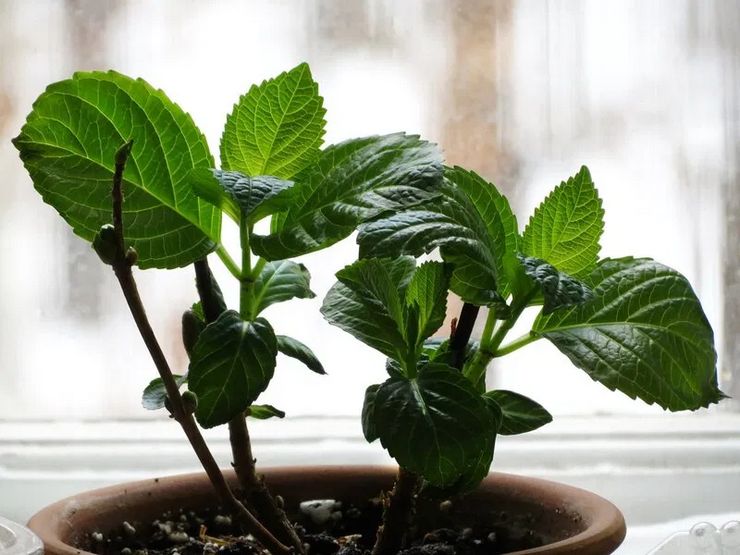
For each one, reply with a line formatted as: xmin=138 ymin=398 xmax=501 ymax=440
xmin=299 ymin=499 xmax=342 ymax=526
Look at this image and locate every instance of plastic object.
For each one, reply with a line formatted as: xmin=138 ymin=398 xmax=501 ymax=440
xmin=649 ymin=520 xmax=740 ymax=554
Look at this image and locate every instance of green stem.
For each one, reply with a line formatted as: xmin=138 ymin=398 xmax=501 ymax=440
xmin=465 ymin=287 xmax=539 ymax=385
xmin=494 ymin=333 xmax=541 ymax=357
xmin=479 ymin=307 xmax=498 ymax=348
xmin=228 ymin=217 xmax=305 ymax=554
xmin=251 ymin=257 xmax=267 ymax=279
xmin=239 ymin=218 xmax=255 ymax=319
xmin=216 ymin=244 xmax=241 ymax=279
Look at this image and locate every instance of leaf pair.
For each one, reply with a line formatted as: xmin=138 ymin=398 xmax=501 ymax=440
xmin=14 ymin=65 xmax=444 ymax=269
xmin=521 ymin=168 xmax=721 ymax=410
xmin=321 ymin=257 xmax=448 ymax=373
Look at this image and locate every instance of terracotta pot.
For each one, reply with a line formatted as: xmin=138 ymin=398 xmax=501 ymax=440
xmin=27 ymin=466 xmax=626 ymax=555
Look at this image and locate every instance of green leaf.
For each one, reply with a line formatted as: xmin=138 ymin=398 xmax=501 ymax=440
xmin=442 ymin=434 xmax=496 ymax=494
xmin=13 ymin=71 xmax=220 ymax=269
xmin=253 ymin=260 xmax=315 ymax=315
xmin=220 ymin=63 xmax=326 ymax=179
xmin=404 ymin=262 xmax=451 ymax=348
xmin=439 ymin=397 xmax=501 ymax=493
xmin=190 ymin=169 xmax=296 ymax=223
xmin=484 ymin=390 xmax=552 ymax=435
xmin=248 ymin=404 xmax=285 ymax=420
xmin=358 ymin=167 xmax=518 ymax=311
xmin=188 ymin=310 xmax=277 ymax=428
xmin=251 ymin=134 xmax=443 ymax=260
xmin=276 ymin=335 xmax=325 ymax=375
xmin=518 ymin=255 xmax=593 ymax=314
xmin=142 ymin=374 xmax=187 ymax=411
xmin=534 ymin=257 xmax=723 ymax=410
xmin=321 ymin=257 xmax=415 ymax=362
xmin=372 ymin=363 xmax=495 ymax=486
xmin=361 ymin=384 xmax=380 ymax=442
xmin=191 ymin=302 xmax=206 ymax=321
xmin=521 ymin=166 xmax=604 ymax=278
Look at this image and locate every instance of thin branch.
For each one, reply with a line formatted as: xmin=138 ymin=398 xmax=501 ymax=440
xmin=107 ymin=144 xmax=290 ymax=555
xmin=494 ymin=332 xmax=540 ymax=357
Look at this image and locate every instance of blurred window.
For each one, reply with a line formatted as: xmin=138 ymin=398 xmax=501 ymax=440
xmin=0 ymin=0 xmax=737 ymax=421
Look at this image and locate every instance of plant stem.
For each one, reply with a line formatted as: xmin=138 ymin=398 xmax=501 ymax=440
xmin=193 ymin=259 xmax=224 ymax=323
xmin=206 ymin=217 xmax=305 ymax=554
xmin=108 ymin=144 xmax=290 ymax=555
xmin=372 ymin=302 xmax=481 ymax=555
xmin=371 ymin=467 xmax=419 ymax=555
xmin=240 ymin=218 xmax=255 ymax=319
xmin=494 ymin=332 xmax=540 ymax=357
xmin=229 ymin=412 xmax=306 ymax=553
xmin=449 ymin=302 xmax=479 ymax=370
xmin=464 ymin=287 xmax=540 ymax=385
xmin=216 ymin=244 xmax=241 ymax=279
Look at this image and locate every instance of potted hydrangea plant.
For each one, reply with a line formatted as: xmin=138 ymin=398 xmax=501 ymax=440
xmin=12 ymin=63 xmax=723 ymax=555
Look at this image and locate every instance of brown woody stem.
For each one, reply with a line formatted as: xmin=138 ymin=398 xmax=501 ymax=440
xmin=449 ymin=302 xmax=480 ymax=370
xmin=372 ymin=302 xmax=482 ymax=555
xmin=371 ymin=467 xmax=419 ymax=555
xmin=229 ymin=413 xmax=305 ymax=553
xmin=108 ymin=143 xmax=290 ymax=555
xmin=194 ymin=258 xmax=305 ymax=554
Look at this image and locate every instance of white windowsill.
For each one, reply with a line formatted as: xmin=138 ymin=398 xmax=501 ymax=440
xmin=1 ymin=413 xmax=739 ymax=553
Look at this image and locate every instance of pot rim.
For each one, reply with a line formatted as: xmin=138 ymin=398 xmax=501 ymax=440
xmin=27 ymin=465 xmax=626 ymax=555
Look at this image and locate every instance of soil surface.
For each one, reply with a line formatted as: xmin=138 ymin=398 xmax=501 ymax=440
xmin=84 ymin=496 xmax=545 ymax=555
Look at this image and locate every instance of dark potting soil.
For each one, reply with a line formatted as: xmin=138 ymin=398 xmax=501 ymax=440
xmin=84 ymin=497 xmax=546 ymax=555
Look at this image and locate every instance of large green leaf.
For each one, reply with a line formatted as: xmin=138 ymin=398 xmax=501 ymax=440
xmin=518 ymin=255 xmax=593 ymax=314
xmin=188 ymin=310 xmax=277 ymax=428
xmin=190 ymin=169 xmax=295 ymax=223
xmin=253 ymin=260 xmax=315 ymax=315
xmin=372 ymin=364 xmax=495 ymax=487
xmin=13 ymin=71 xmax=220 ymax=269
xmin=358 ymin=167 xmax=518 ymax=310
xmin=251 ymin=134 xmax=443 ymax=260
xmin=534 ymin=258 xmax=722 ymax=410
xmin=484 ymin=390 xmax=552 ymax=435
xmin=220 ymin=63 xmax=326 ymax=179
xmin=276 ymin=335 xmax=325 ymax=375
xmin=521 ymin=166 xmax=604 ymax=279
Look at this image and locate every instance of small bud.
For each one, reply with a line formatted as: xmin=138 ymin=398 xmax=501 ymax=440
xmin=164 ymin=396 xmax=174 ymax=417
xmin=92 ymin=224 xmax=118 ymax=265
xmin=182 ymin=390 xmax=198 ymax=414
xmin=125 ymin=247 xmax=138 ymax=266
xmin=274 ymin=495 xmax=285 ymax=510
xmin=116 ymin=140 xmax=134 ymax=166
